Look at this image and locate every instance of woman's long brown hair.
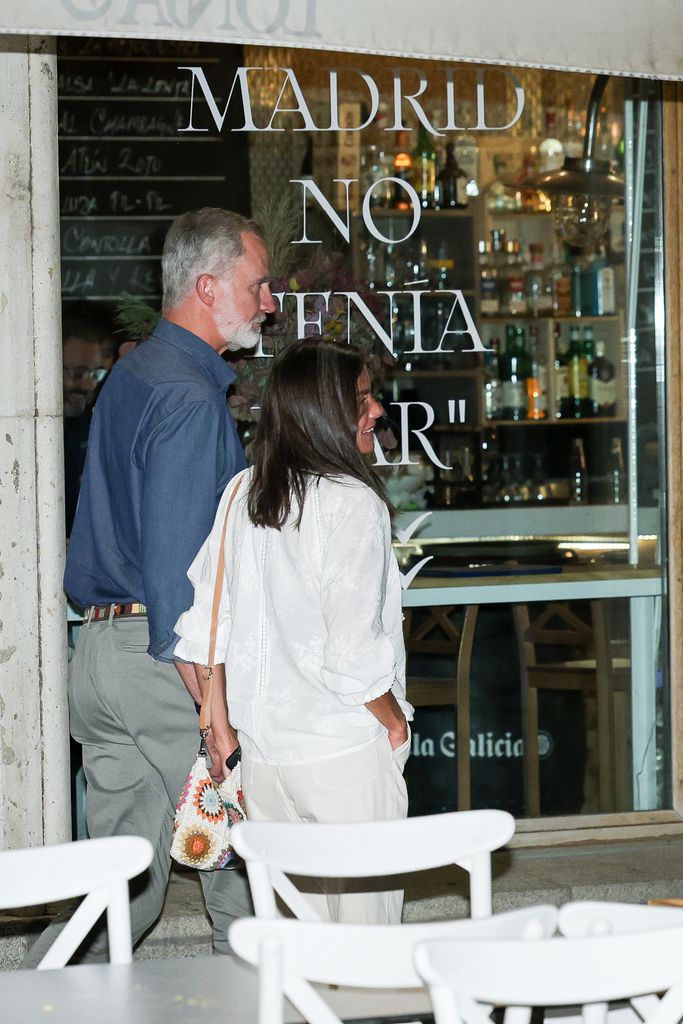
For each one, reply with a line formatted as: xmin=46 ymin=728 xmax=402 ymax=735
xmin=248 ymin=338 xmax=392 ymax=529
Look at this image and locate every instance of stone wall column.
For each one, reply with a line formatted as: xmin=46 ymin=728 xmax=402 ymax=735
xmin=0 ymin=35 xmax=70 ymax=848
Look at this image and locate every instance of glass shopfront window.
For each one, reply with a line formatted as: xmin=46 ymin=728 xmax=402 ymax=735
xmin=57 ymin=41 xmax=669 ymax=822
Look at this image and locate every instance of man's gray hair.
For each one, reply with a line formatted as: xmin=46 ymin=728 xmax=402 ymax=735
xmin=161 ymin=208 xmax=265 ymax=312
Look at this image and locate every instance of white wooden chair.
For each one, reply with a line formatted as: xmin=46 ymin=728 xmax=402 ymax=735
xmin=559 ymin=899 xmax=683 ymax=937
xmin=230 ymin=809 xmax=515 ymax=921
xmin=0 ymin=835 xmax=153 ymax=969
xmin=230 ymin=905 xmax=558 ymax=1024
xmin=414 ymin=919 xmax=683 ymax=1024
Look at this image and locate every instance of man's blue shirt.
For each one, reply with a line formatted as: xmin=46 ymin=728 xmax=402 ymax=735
xmin=64 ymin=318 xmax=247 ymax=661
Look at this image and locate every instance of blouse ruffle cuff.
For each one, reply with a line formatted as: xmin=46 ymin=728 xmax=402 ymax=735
xmin=172 ymin=636 xmax=221 ymax=665
xmin=333 ymin=668 xmax=396 ymax=707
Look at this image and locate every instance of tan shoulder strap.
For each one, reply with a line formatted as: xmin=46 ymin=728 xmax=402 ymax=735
xmin=198 ymin=474 xmax=244 ymax=734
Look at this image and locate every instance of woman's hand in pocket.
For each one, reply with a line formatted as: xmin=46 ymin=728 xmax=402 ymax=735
xmin=365 ymin=690 xmax=409 ymax=750
xmin=388 ymin=717 xmax=409 ymax=751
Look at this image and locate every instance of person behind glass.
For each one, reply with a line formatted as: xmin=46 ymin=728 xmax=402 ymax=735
xmin=23 ymin=208 xmax=277 ymax=967
xmin=174 ymin=338 xmax=413 ymax=925
xmin=62 ymin=303 xmax=114 ymax=536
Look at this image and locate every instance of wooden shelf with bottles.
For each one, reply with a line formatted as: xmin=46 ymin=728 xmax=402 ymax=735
xmin=476 ymin=312 xmax=626 ymax=428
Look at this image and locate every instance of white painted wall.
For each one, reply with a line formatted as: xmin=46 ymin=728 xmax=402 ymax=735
xmin=0 ymin=34 xmax=70 ymax=848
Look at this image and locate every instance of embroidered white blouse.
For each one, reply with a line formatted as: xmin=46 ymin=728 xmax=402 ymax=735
xmin=174 ymin=468 xmax=412 ymax=766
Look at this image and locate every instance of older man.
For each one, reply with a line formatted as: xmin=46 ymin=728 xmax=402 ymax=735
xmin=26 ymin=208 xmax=276 ymax=965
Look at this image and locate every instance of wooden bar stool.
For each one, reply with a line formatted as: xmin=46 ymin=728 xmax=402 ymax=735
xmin=513 ymin=600 xmax=630 ymax=817
xmin=403 ymin=604 xmax=479 ymax=810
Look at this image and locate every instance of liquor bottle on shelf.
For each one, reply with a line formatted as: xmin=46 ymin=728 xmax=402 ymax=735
xmin=589 ymin=340 xmax=617 ymax=416
xmin=538 ymin=108 xmax=565 ymax=173
xmin=429 ymin=241 xmax=453 ymax=289
xmin=571 ymin=258 xmax=583 ymax=318
xmin=478 ymin=240 xmax=500 ymax=316
xmin=484 ymin=157 xmax=521 ymax=213
xmin=401 ymin=239 xmax=428 ymax=354
xmin=360 ymin=113 xmax=393 ymax=209
xmin=392 ymin=131 xmax=413 ymax=210
xmin=550 ymin=242 xmax=573 ymax=316
xmin=501 ymin=240 xmax=526 ymax=316
xmin=523 ymin=243 xmax=543 ymax=317
xmin=384 ymin=242 xmax=397 ymax=288
xmin=568 ymin=437 xmax=588 ymax=505
xmin=490 ymin=227 xmax=507 ymax=273
xmin=526 ymin=325 xmax=547 ymax=420
xmin=561 ymin=91 xmax=585 ymax=159
xmin=364 ymin=237 xmax=383 ymax=290
xmin=524 ymin=243 xmax=553 ymax=317
xmin=530 ymin=452 xmax=550 ymax=502
xmin=433 ymin=141 xmax=468 ymax=209
xmin=480 ymin=427 xmax=499 ymax=504
xmin=483 ymin=336 xmax=501 ymax=420
xmin=609 ymin=436 xmax=626 ymax=503
xmin=451 ymin=100 xmax=479 ymax=197
xmin=513 ymin=145 xmax=551 ymax=213
xmin=580 ymin=250 xmax=617 ymax=316
xmin=430 ymin=242 xmax=454 ymax=349
xmin=411 ymin=124 xmax=437 ymax=209
xmin=567 ymin=324 xmax=589 ymax=418
xmin=453 ymin=124 xmax=480 ymax=199
xmin=582 ymin=324 xmax=596 ymax=369
xmin=499 ymin=324 xmax=531 ymax=421
xmin=553 ymin=324 xmax=570 ymax=419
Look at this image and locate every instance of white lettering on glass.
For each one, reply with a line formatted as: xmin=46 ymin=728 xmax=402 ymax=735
xmin=177 ymin=65 xmax=261 ymax=132
xmin=290 ymin=180 xmax=354 ymax=243
xmin=392 ymin=402 xmax=451 ymax=470
xmin=177 ymin=64 xmax=525 ymax=133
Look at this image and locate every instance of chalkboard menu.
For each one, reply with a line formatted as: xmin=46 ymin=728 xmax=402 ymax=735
xmin=57 ymin=37 xmax=250 ymax=304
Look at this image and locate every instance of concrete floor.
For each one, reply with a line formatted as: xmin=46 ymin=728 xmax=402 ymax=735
xmin=3 ymin=835 xmax=683 ymax=969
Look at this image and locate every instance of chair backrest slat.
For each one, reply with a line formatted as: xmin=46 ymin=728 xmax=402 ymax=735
xmin=0 ymin=836 xmax=153 ymax=969
xmin=415 ymin=924 xmax=683 ymax=1021
xmin=231 ymin=810 xmax=514 ymax=879
xmin=230 ymin=905 xmax=559 ymax=990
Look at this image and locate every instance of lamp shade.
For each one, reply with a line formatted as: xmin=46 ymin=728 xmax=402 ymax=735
xmin=533 ymin=156 xmax=624 ymax=198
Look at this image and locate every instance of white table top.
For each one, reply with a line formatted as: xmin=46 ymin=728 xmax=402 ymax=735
xmin=3 ymin=954 xmax=432 ymax=1024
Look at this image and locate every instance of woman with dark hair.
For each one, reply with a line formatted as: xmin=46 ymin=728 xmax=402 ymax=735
xmin=174 ymin=338 xmax=412 ymax=924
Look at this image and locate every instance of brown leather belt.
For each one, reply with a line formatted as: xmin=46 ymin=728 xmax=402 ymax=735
xmin=86 ymin=603 xmax=147 ymax=621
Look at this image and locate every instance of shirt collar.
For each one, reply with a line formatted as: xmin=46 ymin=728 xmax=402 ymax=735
xmin=153 ymin=317 xmax=237 ymax=391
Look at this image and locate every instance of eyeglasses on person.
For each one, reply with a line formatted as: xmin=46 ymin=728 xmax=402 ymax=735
xmin=63 ymin=366 xmax=109 ymax=383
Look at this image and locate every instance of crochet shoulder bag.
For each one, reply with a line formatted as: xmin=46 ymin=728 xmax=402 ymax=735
xmin=170 ymin=476 xmax=246 ymax=871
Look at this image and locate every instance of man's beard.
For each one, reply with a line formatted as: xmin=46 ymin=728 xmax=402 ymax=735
xmin=214 ymin=306 xmax=264 ymax=352
xmin=64 ymin=391 xmax=92 ymax=417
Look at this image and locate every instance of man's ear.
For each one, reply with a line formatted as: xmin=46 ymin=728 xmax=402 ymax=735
xmin=196 ymin=274 xmax=216 ymax=307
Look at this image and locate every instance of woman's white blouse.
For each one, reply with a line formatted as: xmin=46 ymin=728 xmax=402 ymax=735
xmin=174 ymin=469 xmax=412 ymax=766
